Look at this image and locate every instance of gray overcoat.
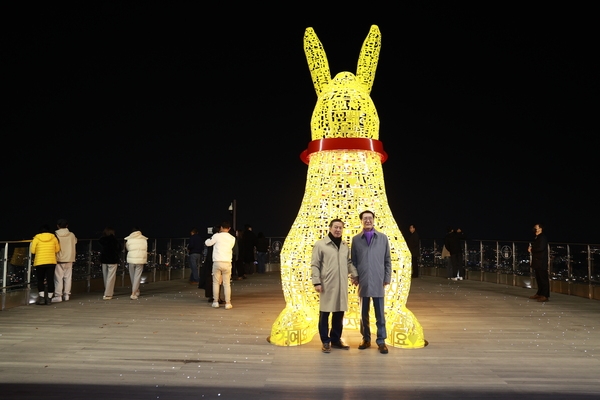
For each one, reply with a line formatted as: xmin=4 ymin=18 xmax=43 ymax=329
xmin=351 ymin=229 xmax=391 ymax=298
xmin=311 ymin=236 xmax=358 ymax=312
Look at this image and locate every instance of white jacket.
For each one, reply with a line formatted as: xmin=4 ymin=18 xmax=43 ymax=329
xmin=125 ymin=231 xmax=148 ymax=264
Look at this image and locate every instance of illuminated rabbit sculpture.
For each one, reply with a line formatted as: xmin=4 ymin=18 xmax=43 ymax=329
xmin=268 ymin=25 xmax=426 ymax=349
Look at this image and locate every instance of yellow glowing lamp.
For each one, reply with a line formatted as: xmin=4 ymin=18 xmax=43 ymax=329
xmin=268 ymin=25 xmax=426 ymax=349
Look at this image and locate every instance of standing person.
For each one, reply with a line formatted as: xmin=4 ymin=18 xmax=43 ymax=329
xmin=255 ymin=232 xmax=269 ymax=274
xmin=529 ymin=223 xmax=550 ymax=302
xmin=98 ymin=227 xmax=122 ymax=300
xmin=406 ymin=224 xmax=420 ymax=278
xmin=442 ymin=243 xmax=452 ymax=279
xmin=444 ymin=226 xmax=465 ymax=280
xmin=125 ymin=227 xmax=147 ymax=300
xmin=205 ymin=221 xmax=236 ymax=309
xmin=53 ymin=218 xmax=77 ymax=302
xmin=30 ymin=224 xmax=61 ymax=305
xmin=311 ymin=219 xmax=358 ymax=353
xmin=234 ymin=229 xmax=246 ymax=280
xmin=443 ymin=226 xmax=454 ymax=279
xmin=241 ymin=224 xmax=256 ymax=275
xmin=187 ymin=228 xmax=203 ymax=284
xmin=351 ymin=210 xmax=392 ymax=354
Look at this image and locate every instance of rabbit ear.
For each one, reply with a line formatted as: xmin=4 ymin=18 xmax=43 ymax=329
xmin=304 ymin=27 xmax=331 ymax=95
xmin=356 ymin=25 xmax=381 ymax=94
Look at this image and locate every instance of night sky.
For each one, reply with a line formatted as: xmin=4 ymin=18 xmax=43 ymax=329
xmin=3 ymin=3 xmax=598 ymax=243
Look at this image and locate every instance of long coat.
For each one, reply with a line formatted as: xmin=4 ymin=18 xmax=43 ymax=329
xmin=311 ymin=236 xmax=357 ymax=312
xmin=530 ymin=233 xmax=548 ymax=269
xmin=351 ymin=229 xmax=391 ymax=298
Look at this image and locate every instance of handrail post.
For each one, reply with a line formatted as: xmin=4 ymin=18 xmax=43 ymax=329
xmin=567 ymin=244 xmax=571 ymax=295
xmin=87 ymin=240 xmax=92 ymax=292
xmin=512 ymin=242 xmax=516 ymax=287
xmin=495 ymin=241 xmax=500 ymax=283
xmin=588 ymin=245 xmax=592 ymax=299
xmin=2 ymin=243 xmax=8 ymax=294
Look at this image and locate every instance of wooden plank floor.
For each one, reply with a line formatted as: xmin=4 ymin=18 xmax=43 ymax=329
xmin=1 ymin=273 xmax=599 ymax=400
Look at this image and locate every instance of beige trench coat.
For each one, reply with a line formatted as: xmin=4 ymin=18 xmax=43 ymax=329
xmin=310 ymin=236 xmax=358 ymax=312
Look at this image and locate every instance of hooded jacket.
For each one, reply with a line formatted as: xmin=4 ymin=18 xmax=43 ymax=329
xmin=30 ymin=232 xmax=61 ymax=266
xmin=56 ymin=228 xmax=77 ymax=262
xmin=125 ymin=231 xmax=148 ymax=264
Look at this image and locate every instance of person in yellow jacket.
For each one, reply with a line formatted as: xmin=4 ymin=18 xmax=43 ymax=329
xmin=30 ymin=224 xmax=61 ymax=305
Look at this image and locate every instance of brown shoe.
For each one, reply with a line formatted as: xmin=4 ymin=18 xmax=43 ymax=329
xmin=331 ymin=340 xmax=350 ymax=350
xmin=321 ymin=342 xmax=331 ymax=353
xmin=529 ymin=294 xmax=541 ymax=299
xmin=358 ymin=340 xmax=371 ymax=350
xmin=537 ymin=296 xmax=549 ymax=302
xmin=378 ymin=343 xmax=389 ymax=354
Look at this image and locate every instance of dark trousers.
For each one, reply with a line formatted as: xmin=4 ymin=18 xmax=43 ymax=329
xmin=235 ymin=260 xmax=245 ymax=277
xmin=534 ymin=267 xmax=550 ymax=298
xmin=35 ymin=264 xmax=56 ymax=293
xmin=451 ymin=253 xmax=464 ymax=278
xmin=318 ymin=311 xmax=344 ymax=344
xmin=410 ymin=249 xmax=419 ymax=277
xmin=359 ymin=297 xmax=387 ymax=345
xmin=244 ymin=261 xmax=255 ymax=275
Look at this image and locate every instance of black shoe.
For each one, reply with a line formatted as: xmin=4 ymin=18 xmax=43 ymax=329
xmin=378 ymin=343 xmax=389 ymax=354
xmin=218 ymin=300 xmax=226 ymax=304
xmin=321 ymin=342 xmax=331 ymax=353
xmin=358 ymin=340 xmax=371 ymax=350
xmin=35 ymin=296 xmax=46 ymax=305
xmin=331 ymin=340 xmax=350 ymax=350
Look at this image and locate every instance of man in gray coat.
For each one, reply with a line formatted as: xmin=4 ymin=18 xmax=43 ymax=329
xmin=351 ymin=210 xmax=391 ymax=354
xmin=311 ymin=219 xmax=358 ymax=353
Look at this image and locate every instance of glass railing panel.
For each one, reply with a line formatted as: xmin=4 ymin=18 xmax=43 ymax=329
xmin=268 ymin=237 xmax=285 ymax=264
xmin=3 ymin=242 xmax=32 ymax=289
xmin=419 ymin=239 xmax=439 ymax=268
xmin=515 ymin=242 xmax=531 ymax=276
xmin=550 ymin=244 xmax=569 ymax=281
xmin=570 ymin=244 xmax=590 ymax=283
xmin=478 ymin=241 xmax=497 ymax=272
xmin=465 ymin=240 xmax=482 ymax=272
xmin=591 ymin=245 xmax=600 ymax=283
xmin=496 ymin=242 xmax=515 ymax=274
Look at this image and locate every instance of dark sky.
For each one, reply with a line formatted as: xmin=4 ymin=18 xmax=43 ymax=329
xmin=2 ymin=3 xmax=598 ymax=243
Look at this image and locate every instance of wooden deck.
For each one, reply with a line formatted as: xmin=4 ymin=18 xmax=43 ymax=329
xmin=1 ymin=273 xmax=599 ymax=399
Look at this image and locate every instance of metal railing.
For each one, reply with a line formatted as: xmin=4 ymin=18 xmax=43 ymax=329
xmin=2 ymin=236 xmax=599 ymax=307
xmin=418 ymin=238 xmax=600 ymax=299
xmin=1 ymin=236 xmax=286 ymax=295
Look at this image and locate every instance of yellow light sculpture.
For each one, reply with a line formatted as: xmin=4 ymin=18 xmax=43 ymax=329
xmin=268 ymin=25 xmax=426 ymax=349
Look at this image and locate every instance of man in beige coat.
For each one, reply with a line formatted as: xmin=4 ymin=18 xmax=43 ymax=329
xmin=311 ymin=219 xmax=358 ymax=353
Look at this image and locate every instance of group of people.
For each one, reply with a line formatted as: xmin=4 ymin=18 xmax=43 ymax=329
xmin=30 ymin=221 xmax=149 ymax=303
xmin=440 ymin=224 xmax=550 ymax=302
xmin=311 ymin=210 xmax=392 ymax=355
xmin=188 ymin=223 xmax=270 ymax=308
xmin=30 ymin=219 xmax=76 ymax=305
xmin=442 ymin=226 xmax=466 ymax=280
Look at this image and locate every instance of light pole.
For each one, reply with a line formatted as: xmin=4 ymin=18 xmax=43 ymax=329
xmin=229 ymin=200 xmax=237 ymax=232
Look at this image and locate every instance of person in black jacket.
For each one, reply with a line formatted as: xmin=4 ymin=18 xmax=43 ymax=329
xmin=406 ymin=224 xmax=420 ymax=278
xmin=187 ymin=228 xmax=203 ymax=284
xmin=444 ymin=227 xmax=465 ymax=280
xmin=98 ymin=227 xmax=122 ymax=300
xmin=528 ymin=223 xmax=549 ymax=302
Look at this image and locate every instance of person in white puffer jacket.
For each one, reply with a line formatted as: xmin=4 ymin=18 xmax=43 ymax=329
xmin=125 ymin=228 xmax=148 ymax=300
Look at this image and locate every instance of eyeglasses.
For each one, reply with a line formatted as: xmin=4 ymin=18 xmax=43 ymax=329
xmin=361 ymin=217 xmax=374 ymax=221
